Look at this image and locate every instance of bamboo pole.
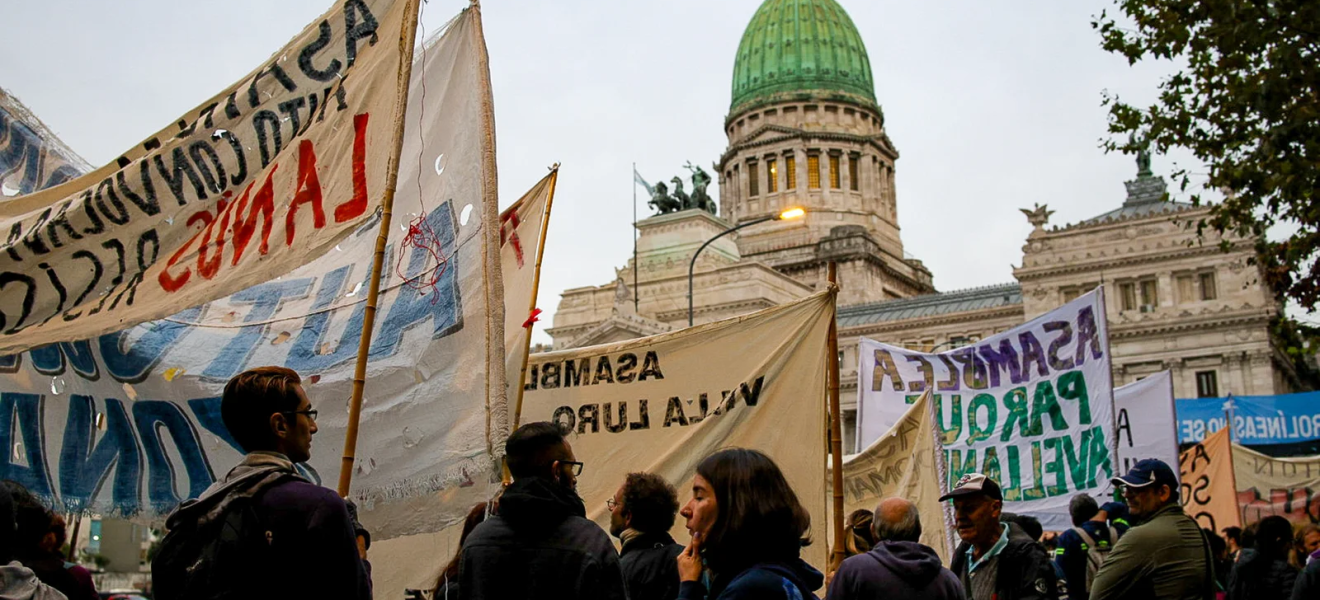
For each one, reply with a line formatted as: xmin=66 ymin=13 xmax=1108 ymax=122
xmin=827 ymin=261 xmax=846 ymax=572
xmin=336 ymin=0 xmax=423 ymax=498
xmin=512 ymin=165 xmax=559 ymax=429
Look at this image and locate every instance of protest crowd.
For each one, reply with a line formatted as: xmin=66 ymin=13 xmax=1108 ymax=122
xmin=2 ymin=366 xmax=1315 ymax=600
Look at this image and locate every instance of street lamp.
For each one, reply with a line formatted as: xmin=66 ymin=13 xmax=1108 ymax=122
xmin=688 ymin=207 xmax=806 ymax=326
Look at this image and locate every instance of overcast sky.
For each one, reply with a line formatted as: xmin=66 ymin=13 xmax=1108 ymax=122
xmin=2 ymin=0 xmax=1235 ymax=343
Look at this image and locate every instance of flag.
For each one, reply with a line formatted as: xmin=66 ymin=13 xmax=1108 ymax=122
xmin=0 ymin=0 xmax=417 ymax=354
xmin=1178 ymin=426 xmax=1240 ymax=531
xmin=836 ymin=390 xmax=953 ymax=563
xmin=518 ymin=290 xmax=835 ymax=568
xmin=856 ymin=289 xmax=1116 ymax=530
xmin=0 ymin=86 xmax=92 ymax=194
xmin=0 ymin=5 xmax=505 ymax=545
xmin=1231 ymin=443 xmax=1320 ymax=526
xmin=633 ymin=167 xmax=653 ymax=195
xmin=500 ymin=170 xmax=556 ymax=409
xmin=1113 ymin=371 xmax=1181 ymax=481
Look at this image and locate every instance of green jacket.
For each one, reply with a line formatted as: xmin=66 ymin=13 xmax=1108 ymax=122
xmin=1088 ymin=504 xmax=1213 ymax=600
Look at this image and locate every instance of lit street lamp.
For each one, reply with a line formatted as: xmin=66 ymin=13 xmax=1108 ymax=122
xmin=688 ymin=207 xmax=806 ymax=326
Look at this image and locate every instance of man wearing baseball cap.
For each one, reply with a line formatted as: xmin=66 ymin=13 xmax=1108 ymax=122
xmin=944 ymin=473 xmax=1058 ymax=600
xmin=1089 ymin=459 xmax=1215 ymax=600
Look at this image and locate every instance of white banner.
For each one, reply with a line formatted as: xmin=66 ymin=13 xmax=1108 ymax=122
xmin=0 ymin=8 xmax=505 ymax=541
xmin=519 ymin=290 xmax=834 ymax=568
xmin=856 ymin=289 xmax=1115 ymax=530
xmin=1113 ymin=370 xmax=1180 ymax=482
xmin=0 ymin=0 xmax=415 ymax=354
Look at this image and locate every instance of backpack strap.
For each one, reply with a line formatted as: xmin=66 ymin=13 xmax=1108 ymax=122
xmin=1072 ymin=526 xmax=1097 ymax=549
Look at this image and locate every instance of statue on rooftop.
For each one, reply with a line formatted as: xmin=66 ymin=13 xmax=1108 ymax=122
xmin=686 ymin=162 xmax=716 ymax=214
xmin=670 ymin=177 xmax=691 ymax=209
xmin=643 ymin=164 xmax=718 ymax=215
xmin=647 ymin=181 xmax=681 ymax=213
xmin=1019 ymin=203 xmax=1054 ymax=235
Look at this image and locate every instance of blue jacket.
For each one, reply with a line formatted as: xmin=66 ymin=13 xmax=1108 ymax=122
xmin=679 ymin=559 xmax=823 ymax=600
xmin=1054 ymin=520 xmax=1121 ymax=600
xmin=826 ymin=541 xmax=964 ymax=600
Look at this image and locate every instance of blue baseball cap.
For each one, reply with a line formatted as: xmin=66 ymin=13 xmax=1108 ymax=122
xmin=1110 ymin=458 xmax=1178 ymax=491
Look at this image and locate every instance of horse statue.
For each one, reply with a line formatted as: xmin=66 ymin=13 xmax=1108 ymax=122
xmin=647 ymin=181 xmax=681 ymax=214
xmin=670 ymin=177 xmax=691 ymax=210
xmin=685 ymin=162 xmax=716 ymax=214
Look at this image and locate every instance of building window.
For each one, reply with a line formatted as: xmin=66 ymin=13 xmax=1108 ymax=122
xmin=1140 ymin=279 xmax=1159 ymax=310
xmin=785 ymin=155 xmax=797 ymax=190
xmin=1120 ymin=283 xmax=1138 ymax=311
xmin=766 ymin=158 xmax=778 ymax=193
xmin=807 ymin=154 xmax=821 ymax=189
xmin=1200 ymin=271 xmax=1217 ymax=300
xmin=1196 ymin=370 xmax=1219 ymax=398
xmin=829 ymin=154 xmax=841 ymax=189
xmin=848 ymin=155 xmax=859 ymax=191
xmin=1177 ymin=274 xmax=1196 ymax=303
xmin=1063 ymin=288 xmax=1080 ymax=303
xmin=747 ymin=162 xmax=759 ymax=197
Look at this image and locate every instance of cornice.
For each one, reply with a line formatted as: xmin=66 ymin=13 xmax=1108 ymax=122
xmin=1015 ymin=239 xmax=1257 ymax=281
xmin=838 ymin=304 xmax=1026 ymax=338
xmin=717 ymin=124 xmax=898 ymax=170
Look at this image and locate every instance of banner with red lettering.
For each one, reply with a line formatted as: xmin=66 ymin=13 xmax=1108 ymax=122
xmin=1233 ymin=443 xmax=1320 ymax=527
xmin=0 ymin=0 xmax=414 ymax=354
xmin=1178 ymin=427 xmax=1241 ymax=531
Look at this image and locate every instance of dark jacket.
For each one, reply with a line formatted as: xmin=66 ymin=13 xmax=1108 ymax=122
xmin=158 ymin=452 xmax=371 ymax=600
xmin=1088 ymin=503 xmax=1212 ymax=600
xmin=458 ymin=477 xmax=626 ymax=600
xmin=1054 ymin=520 xmax=1120 ymax=600
xmin=827 ymin=540 xmax=965 ymax=600
xmin=950 ymin=521 xmax=1058 ymax=600
xmin=678 ymin=559 xmax=824 ymax=600
xmin=1292 ymin=557 xmax=1320 ymax=600
xmin=1229 ymin=548 xmax=1298 ymax=600
xmin=20 ymin=553 xmax=90 ymax=600
xmin=620 ymin=531 xmax=684 ymax=600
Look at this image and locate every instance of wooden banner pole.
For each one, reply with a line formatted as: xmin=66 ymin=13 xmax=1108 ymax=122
xmin=512 ymin=165 xmax=559 ymax=429
xmin=827 ymin=261 xmax=846 ymax=572
xmin=336 ymin=0 xmax=423 ymax=498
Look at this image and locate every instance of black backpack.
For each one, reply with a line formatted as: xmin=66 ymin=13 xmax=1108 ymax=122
xmin=151 ymin=472 xmax=296 ymax=600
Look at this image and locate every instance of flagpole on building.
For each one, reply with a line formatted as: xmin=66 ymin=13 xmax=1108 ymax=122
xmin=336 ymin=0 xmax=423 ymax=498
xmin=1223 ymin=397 xmax=1243 ymax=527
xmin=513 ymin=165 xmax=560 ymax=428
xmin=826 ymin=261 xmax=846 ymax=573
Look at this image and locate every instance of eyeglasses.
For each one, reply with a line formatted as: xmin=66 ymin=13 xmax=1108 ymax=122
xmin=560 ymin=461 xmax=584 ymax=477
xmin=283 ymin=409 xmax=318 ymax=422
xmin=606 ymin=498 xmax=618 ymax=511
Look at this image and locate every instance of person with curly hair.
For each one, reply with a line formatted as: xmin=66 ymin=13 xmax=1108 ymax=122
xmin=609 ymin=473 xmax=684 ymax=600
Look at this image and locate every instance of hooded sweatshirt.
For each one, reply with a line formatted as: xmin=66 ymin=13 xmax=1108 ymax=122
xmin=458 ymin=477 xmax=627 ymax=600
xmin=0 ymin=562 xmax=67 ymax=600
xmin=826 ymin=541 xmax=965 ymax=600
xmin=679 ymin=558 xmax=824 ymax=600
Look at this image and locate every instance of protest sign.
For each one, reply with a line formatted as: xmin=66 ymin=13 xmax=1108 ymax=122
xmin=1177 ymin=426 xmax=1240 ymax=531
xmin=1178 ymin=391 xmax=1320 ymax=445
xmin=0 ymin=87 xmax=92 ymax=195
xmin=856 ymin=289 xmax=1115 ymax=530
xmin=836 ymin=390 xmax=952 ymax=562
xmin=0 ymin=0 xmax=417 ymax=354
xmin=0 ymin=8 xmax=505 ymax=541
xmin=1233 ymin=443 xmax=1320 ymax=526
xmin=1114 ymin=370 xmax=1180 ymax=480
xmin=518 ymin=290 xmax=834 ymax=568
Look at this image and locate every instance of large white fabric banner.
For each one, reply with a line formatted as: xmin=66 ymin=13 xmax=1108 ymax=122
xmin=856 ymin=289 xmax=1115 ymax=530
xmin=519 ymin=290 xmax=834 ymax=568
xmin=0 ymin=0 xmax=414 ymax=354
xmin=1113 ymin=370 xmax=1180 ymax=482
xmin=0 ymin=8 xmax=506 ymax=541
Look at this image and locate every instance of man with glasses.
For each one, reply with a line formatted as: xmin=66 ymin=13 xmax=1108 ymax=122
xmin=1089 ymin=459 xmax=1214 ymax=600
xmin=152 ymin=366 xmax=371 ymax=600
xmin=608 ymin=472 xmax=684 ymax=600
xmin=459 ymin=421 xmax=626 ymax=600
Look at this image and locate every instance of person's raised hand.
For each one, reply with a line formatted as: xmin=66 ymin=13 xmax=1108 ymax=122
xmin=677 ymin=531 xmax=704 ymax=582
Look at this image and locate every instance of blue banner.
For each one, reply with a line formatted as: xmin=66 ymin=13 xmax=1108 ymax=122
xmin=1176 ymin=392 xmax=1320 ymax=445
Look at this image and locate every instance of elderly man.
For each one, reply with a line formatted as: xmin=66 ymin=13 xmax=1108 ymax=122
xmin=945 ymin=474 xmax=1057 ymax=600
xmin=1089 ymin=459 xmax=1214 ymax=600
xmin=826 ymin=497 xmax=964 ymax=600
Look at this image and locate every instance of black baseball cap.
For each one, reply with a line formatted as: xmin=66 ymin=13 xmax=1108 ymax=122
xmin=1111 ymin=458 xmax=1178 ymax=491
xmin=939 ymin=473 xmax=1004 ymax=502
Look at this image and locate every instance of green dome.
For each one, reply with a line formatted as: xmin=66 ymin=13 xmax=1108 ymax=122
xmin=730 ymin=0 xmax=878 ymax=118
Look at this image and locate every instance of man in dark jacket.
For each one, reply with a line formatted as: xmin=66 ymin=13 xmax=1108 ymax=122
xmin=827 ymin=497 xmax=964 ymax=600
xmin=1089 ymin=459 xmax=1213 ymax=600
xmin=151 ymin=366 xmax=372 ymax=600
xmin=1055 ymin=493 xmax=1123 ymax=600
xmin=460 ymin=422 xmax=626 ymax=600
xmin=945 ymin=473 xmax=1057 ymax=600
xmin=609 ymin=472 xmax=684 ymax=600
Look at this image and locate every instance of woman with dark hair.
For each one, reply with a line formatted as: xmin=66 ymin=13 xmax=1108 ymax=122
xmin=433 ymin=502 xmax=489 ymax=600
xmin=1229 ymin=516 xmax=1299 ymax=600
xmin=676 ymin=448 xmax=822 ymax=599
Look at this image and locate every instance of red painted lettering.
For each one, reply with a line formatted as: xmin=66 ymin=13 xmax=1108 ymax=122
xmin=230 ymin=170 xmax=277 ymax=265
xmin=197 ymin=194 xmax=232 ymax=280
xmin=285 ymin=139 xmax=326 ymax=246
xmin=333 ymin=113 xmax=370 ymax=223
